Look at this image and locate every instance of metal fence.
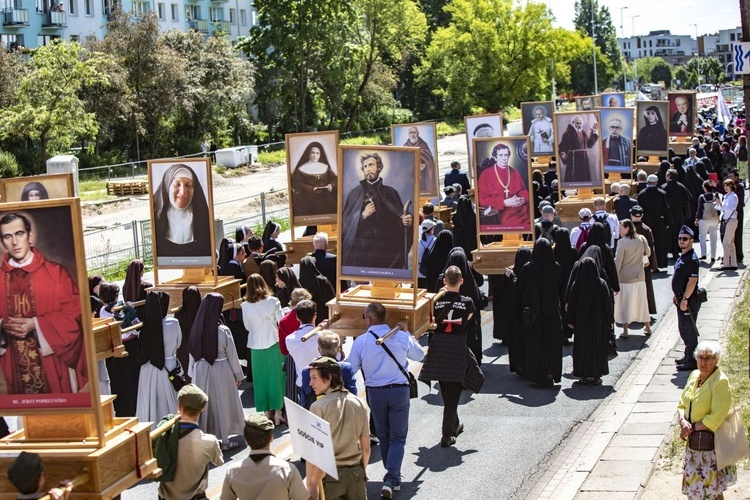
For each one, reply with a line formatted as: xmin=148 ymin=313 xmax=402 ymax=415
xmin=84 ymin=189 xmax=290 ymax=277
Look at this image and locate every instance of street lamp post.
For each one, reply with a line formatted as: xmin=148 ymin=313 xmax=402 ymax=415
xmin=592 ymin=0 xmax=598 ymax=94
xmin=620 ymin=6 xmax=629 ymax=91
xmin=632 ymin=14 xmax=640 ymax=91
xmin=691 ymin=23 xmax=701 ymax=86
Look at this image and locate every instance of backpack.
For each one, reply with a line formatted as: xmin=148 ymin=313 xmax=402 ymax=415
xmin=418 ymin=239 xmax=432 ymax=276
xmin=535 ymin=222 xmax=556 ymax=243
xmin=575 ymin=225 xmax=591 ymax=251
xmin=702 ymin=194 xmax=719 ymax=221
xmin=592 ymin=213 xmax=613 ymax=246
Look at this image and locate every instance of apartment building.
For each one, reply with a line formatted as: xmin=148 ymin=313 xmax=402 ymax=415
xmin=618 ymin=29 xmax=696 ymax=66
xmin=699 ymin=26 xmax=742 ymax=79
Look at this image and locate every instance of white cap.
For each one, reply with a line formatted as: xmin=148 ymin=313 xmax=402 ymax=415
xmin=579 ymin=208 xmax=592 ymax=219
xmin=420 ymin=219 xmax=436 ymax=232
xmin=647 ymin=174 xmax=659 ymax=183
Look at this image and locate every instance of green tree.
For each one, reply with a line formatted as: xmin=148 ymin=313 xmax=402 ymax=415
xmin=418 ymin=0 xmax=452 ymax=31
xmin=573 ymin=0 xmax=622 ymax=74
xmin=417 ymin=0 xmax=555 ymax=115
xmin=548 ymin=28 xmax=615 ymax=95
xmin=650 ymin=59 xmax=673 ymax=87
xmin=674 ymin=66 xmax=691 ymax=88
xmin=631 ymin=56 xmax=668 ymax=85
xmin=0 ymin=49 xmax=23 ymax=110
xmin=0 ymin=40 xmax=109 ymax=170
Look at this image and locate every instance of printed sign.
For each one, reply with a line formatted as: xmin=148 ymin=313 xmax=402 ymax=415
xmin=285 ymin=397 xmax=338 ymax=479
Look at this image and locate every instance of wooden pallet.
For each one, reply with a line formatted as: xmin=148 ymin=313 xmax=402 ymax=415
xmin=105 ymin=181 xmax=148 ymax=196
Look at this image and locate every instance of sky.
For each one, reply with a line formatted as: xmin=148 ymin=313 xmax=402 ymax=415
xmin=547 ymin=0 xmax=742 ymax=38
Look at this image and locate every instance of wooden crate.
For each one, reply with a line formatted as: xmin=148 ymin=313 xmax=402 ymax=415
xmin=91 ymin=318 xmax=127 ymax=361
xmin=285 ymin=236 xmax=338 ymax=265
xmin=150 ymin=275 xmax=242 ymax=311
xmin=472 ymin=242 xmax=532 ymax=275
xmin=554 ymin=195 xmax=615 ymax=223
xmin=433 ymin=206 xmax=453 ymax=229
xmin=105 ymin=181 xmax=149 ymax=196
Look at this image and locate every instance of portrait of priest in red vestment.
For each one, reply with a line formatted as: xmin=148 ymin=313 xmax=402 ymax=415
xmin=0 ymin=211 xmax=88 ymax=409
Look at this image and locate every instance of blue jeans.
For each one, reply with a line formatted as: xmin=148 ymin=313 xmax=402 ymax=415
xmin=367 ymin=385 xmax=410 ymax=486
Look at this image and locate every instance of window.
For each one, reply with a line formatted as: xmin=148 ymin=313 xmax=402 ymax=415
xmin=731 ymin=33 xmax=736 ymax=42
xmin=68 ymin=0 xmax=76 ymax=15
xmin=157 ymin=2 xmax=164 ymax=20
xmin=170 ymin=2 xmax=177 ymax=21
xmin=36 ymin=0 xmax=45 ymax=13
xmin=0 ymin=34 xmax=24 ymax=50
xmin=132 ymin=1 xmax=149 ymax=16
xmin=239 ymin=9 xmax=246 ymax=25
xmin=38 ymin=34 xmax=61 ymax=46
xmin=70 ymin=34 xmax=79 ymax=42
xmin=186 ymin=4 xmax=200 ymax=20
xmin=85 ymin=0 xmax=92 ymax=16
xmin=209 ymin=7 xmax=222 ymax=21
xmin=229 ymin=7 xmax=235 ymax=23
xmin=251 ymin=10 xmax=256 ymax=26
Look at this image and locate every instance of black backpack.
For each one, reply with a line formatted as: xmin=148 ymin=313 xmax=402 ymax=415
xmin=418 ymin=240 xmax=432 ymax=276
xmin=592 ymin=213 xmax=613 ymax=247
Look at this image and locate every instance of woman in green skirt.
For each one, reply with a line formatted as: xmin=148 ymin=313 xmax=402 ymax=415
xmin=242 ymin=273 xmax=286 ymax=425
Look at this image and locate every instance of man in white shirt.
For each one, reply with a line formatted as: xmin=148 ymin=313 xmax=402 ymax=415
xmin=284 ymin=300 xmax=323 ymax=401
xmin=592 ymin=197 xmax=619 ymax=248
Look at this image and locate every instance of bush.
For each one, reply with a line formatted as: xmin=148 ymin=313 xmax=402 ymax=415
xmin=258 ymin=149 xmax=287 ymax=165
xmin=0 ymin=150 xmax=21 ymax=178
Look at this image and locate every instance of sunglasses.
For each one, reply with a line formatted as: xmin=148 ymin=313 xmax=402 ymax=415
xmin=678 ymin=236 xmax=692 ymax=241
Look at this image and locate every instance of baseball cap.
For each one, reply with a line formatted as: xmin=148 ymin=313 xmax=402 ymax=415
xmin=578 ymin=208 xmax=592 ymax=219
xmin=420 ymin=219 xmax=436 ymax=232
xmin=630 ymin=205 xmax=644 ymax=216
xmin=178 ymin=384 xmax=208 ymax=411
xmin=541 ymin=205 xmax=555 ymax=215
xmin=647 ymin=174 xmax=658 ymax=183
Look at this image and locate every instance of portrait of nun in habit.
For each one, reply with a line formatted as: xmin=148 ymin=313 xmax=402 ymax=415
xmin=21 ymin=182 xmax=50 ymax=201
xmin=153 ymin=163 xmax=211 ymax=261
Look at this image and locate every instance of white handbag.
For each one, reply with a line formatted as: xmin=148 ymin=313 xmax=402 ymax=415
xmin=714 ymin=385 xmax=750 ymax=470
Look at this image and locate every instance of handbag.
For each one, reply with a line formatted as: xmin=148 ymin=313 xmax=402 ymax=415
xmin=167 ymin=360 xmax=188 ymax=392
xmin=694 ymin=286 xmax=708 ymax=304
xmin=686 ymin=376 xmax=715 ymax=451
xmin=369 ymin=332 xmax=418 ymax=399
xmin=710 ymin=377 xmax=750 ymax=469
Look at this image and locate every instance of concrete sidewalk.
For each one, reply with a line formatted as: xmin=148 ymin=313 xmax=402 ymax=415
xmin=526 ymin=237 xmax=748 ymax=499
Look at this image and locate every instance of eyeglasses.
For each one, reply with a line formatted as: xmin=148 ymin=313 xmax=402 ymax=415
xmin=678 ymin=237 xmax=692 ymax=241
xmin=696 ymin=356 xmax=715 ymax=362
xmin=361 ymin=313 xmax=366 ymax=319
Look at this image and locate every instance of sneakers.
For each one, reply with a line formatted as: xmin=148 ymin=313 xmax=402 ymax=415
xmin=381 ymin=483 xmax=393 ymax=499
xmin=440 ymin=436 xmax=456 ymax=447
xmin=677 ymin=362 xmax=698 ymax=371
xmin=370 ymin=434 xmax=380 ymax=445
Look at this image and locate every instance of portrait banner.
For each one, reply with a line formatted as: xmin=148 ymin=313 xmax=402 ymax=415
xmin=464 ymin=113 xmax=503 ymax=179
xmin=391 ymin=122 xmax=438 ymax=198
xmin=473 ymin=137 xmax=533 ymax=235
xmin=148 ymin=158 xmax=215 ymax=268
xmin=0 ymin=199 xmax=98 ymax=413
xmin=599 ymin=107 xmax=635 ymax=173
xmin=521 ymin=102 xmax=555 ymax=157
xmin=554 ymin=111 xmax=605 ymax=190
xmin=338 ymin=145 xmax=418 ymax=282
xmin=575 ymin=95 xmax=600 ymax=111
xmin=635 ymin=101 xmax=670 ymax=157
xmin=601 ymin=92 xmax=626 ymax=108
xmin=285 ymin=131 xmax=340 ymax=226
xmin=0 ymin=173 xmax=74 ymax=204
xmin=667 ymin=91 xmax=697 ymax=138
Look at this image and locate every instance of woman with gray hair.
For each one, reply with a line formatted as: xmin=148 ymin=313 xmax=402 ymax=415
xmin=676 ymin=340 xmax=737 ymax=498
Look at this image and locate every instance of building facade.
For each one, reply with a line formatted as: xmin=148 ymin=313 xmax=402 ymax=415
xmin=1 ymin=0 xmax=257 ymax=49
xmin=618 ymin=30 xmax=696 ymax=67
xmin=699 ymin=26 xmax=742 ymax=79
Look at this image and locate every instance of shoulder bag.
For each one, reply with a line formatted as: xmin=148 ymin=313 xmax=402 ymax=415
xmin=711 ymin=377 xmax=750 ymax=469
xmin=369 ymin=331 xmax=418 ymax=399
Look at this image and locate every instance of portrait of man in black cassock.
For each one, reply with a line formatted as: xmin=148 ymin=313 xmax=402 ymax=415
xmin=340 ymin=148 xmax=416 ymax=281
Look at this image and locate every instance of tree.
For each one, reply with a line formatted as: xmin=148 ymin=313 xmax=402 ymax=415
xmin=0 ymin=49 xmax=23 ymax=110
xmin=548 ymin=28 xmax=615 ymax=95
xmin=573 ymin=0 xmax=622 ymax=75
xmin=417 ymin=0 xmax=555 ymax=115
xmin=650 ymin=59 xmax=673 ymax=88
xmin=0 ymin=40 xmax=109 ymax=170
xmin=418 ymin=0 xmax=452 ymax=31
xmin=683 ymin=56 xmax=725 ymax=86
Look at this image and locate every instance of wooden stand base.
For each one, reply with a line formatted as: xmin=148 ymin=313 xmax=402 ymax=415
xmin=472 ymin=241 xmax=532 ymax=274
xmin=91 ymin=318 xmax=127 ymax=361
xmin=327 ymin=286 xmax=435 ymax=338
xmin=285 ymin=224 xmax=338 ymax=265
xmin=0 ymin=397 xmax=160 ymax=499
xmin=670 ymin=136 xmax=691 ymax=156
xmin=531 ymin=155 xmax=553 ymax=173
xmin=633 ymin=160 xmax=660 ymax=175
xmin=151 ymin=275 xmax=241 ymax=311
xmin=434 ymin=206 xmax=453 ymax=229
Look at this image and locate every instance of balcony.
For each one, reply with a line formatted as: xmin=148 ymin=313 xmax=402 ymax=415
xmin=211 ymin=0 xmax=229 ymax=3
xmin=42 ymin=10 xmax=67 ymax=27
xmin=188 ymin=18 xmax=208 ymax=32
xmin=2 ymin=8 xmax=30 ymax=26
xmin=213 ymin=20 xmax=230 ymax=32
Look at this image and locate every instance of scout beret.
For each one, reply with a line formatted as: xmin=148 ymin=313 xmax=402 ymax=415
xmin=178 ymin=384 xmax=208 ymax=410
xmin=244 ymin=413 xmax=275 ymax=432
xmin=309 ymin=356 xmax=340 ymax=371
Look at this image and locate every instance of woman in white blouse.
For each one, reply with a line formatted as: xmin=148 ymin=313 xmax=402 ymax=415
xmin=242 ymin=273 xmax=285 ymax=425
xmin=716 ymin=179 xmax=739 ymax=270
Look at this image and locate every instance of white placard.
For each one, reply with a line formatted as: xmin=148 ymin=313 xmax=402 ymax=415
xmin=284 ymin=397 xmax=338 ymax=479
xmin=734 ymin=42 xmax=750 ymax=75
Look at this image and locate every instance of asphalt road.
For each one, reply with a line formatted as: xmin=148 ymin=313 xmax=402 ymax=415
xmin=122 ymin=133 xmax=683 ymax=499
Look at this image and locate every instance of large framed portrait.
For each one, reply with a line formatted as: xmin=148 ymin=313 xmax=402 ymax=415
xmin=521 ymin=102 xmax=555 ymax=157
xmin=0 ymin=173 xmax=74 ymax=203
xmin=0 ymin=199 xmax=99 ymax=414
xmin=338 ymin=145 xmax=418 ymax=282
xmin=554 ymin=111 xmax=605 ymax=190
xmin=464 ymin=113 xmax=503 ymax=179
xmin=285 ymin=131 xmax=339 ymax=226
xmin=391 ymin=122 xmax=438 ymax=198
xmin=473 ymin=137 xmax=533 ymax=234
xmin=148 ymin=158 xmax=215 ymax=268
xmin=636 ymin=101 xmax=670 ymax=157
xmin=575 ymin=95 xmax=599 ymax=111
xmin=601 ymin=92 xmax=626 ymax=108
xmin=667 ymin=91 xmax=697 ymax=137
xmin=599 ymin=107 xmax=635 ymax=173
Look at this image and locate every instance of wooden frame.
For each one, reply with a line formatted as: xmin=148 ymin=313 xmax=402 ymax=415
xmin=635 ymin=101 xmax=670 ymax=157
xmin=472 ymin=137 xmax=534 ymax=236
xmin=667 ymin=91 xmax=697 ymax=138
xmin=575 ymin=95 xmax=600 ymax=111
xmin=598 ymin=107 xmax=635 ymax=174
xmin=391 ymin=122 xmax=439 ymax=199
xmin=464 ymin=113 xmax=504 ymax=180
xmin=0 ymin=198 xmax=104 ymax=445
xmin=521 ymin=102 xmax=555 ymax=158
xmin=0 ymin=173 xmax=74 ymax=203
xmin=337 ymin=145 xmax=419 ymax=300
xmin=601 ymin=92 xmax=626 ymax=108
xmin=147 ymin=158 xmax=216 ymax=275
xmin=553 ymin=110 xmax=605 ymax=192
xmin=285 ymin=131 xmax=340 ymax=227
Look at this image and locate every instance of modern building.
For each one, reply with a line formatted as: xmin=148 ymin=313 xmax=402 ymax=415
xmin=698 ymin=26 xmax=742 ymax=79
xmin=618 ymin=30 xmax=696 ymax=66
xmin=1 ymin=0 xmax=258 ymax=50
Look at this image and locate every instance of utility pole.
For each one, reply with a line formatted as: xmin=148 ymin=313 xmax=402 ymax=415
xmin=691 ymin=23 xmax=701 ymax=86
xmin=632 ymin=15 xmax=640 ymax=91
xmin=742 ymin=0 xmax=750 ymax=117
xmin=592 ymin=0 xmax=598 ymax=94
xmin=620 ymin=6 xmax=628 ymax=91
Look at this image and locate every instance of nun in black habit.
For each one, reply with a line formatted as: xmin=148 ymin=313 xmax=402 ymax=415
xmin=565 ymin=257 xmax=613 ymax=384
xmin=262 ymin=220 xmax=287 ymax=266
xmin=452 ymin=196 xmax=477 ymax=260
xmin=299 ymin=256 xmax=335 ymax=322
xmin=553 ymin=228 xmax=577 ymax=340
xmin=576 ymin=222 xmax=620 ymax=294
xmin=517 ymin=239 xmax=563 ymax=387
xmin=504 ymin=247 xmax=532 ymax=374
xmin=444 ymin=247 xmax=484 ymax=364
xmin=425 ymin=230 xmax=455 ymax=293
xmin=175 ymin=286 xmax=202 ymax=383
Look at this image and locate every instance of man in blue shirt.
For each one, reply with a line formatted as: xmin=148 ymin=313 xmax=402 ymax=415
xmin=348 ymin=303 xmax=425 ymax=499
xmin=444 ymin=161 xmax=471 ymax=194
xmin=299 ymin=330 xmax=357 ymax=409
xmin=672 ymin=226 xmax=701 ymax=371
